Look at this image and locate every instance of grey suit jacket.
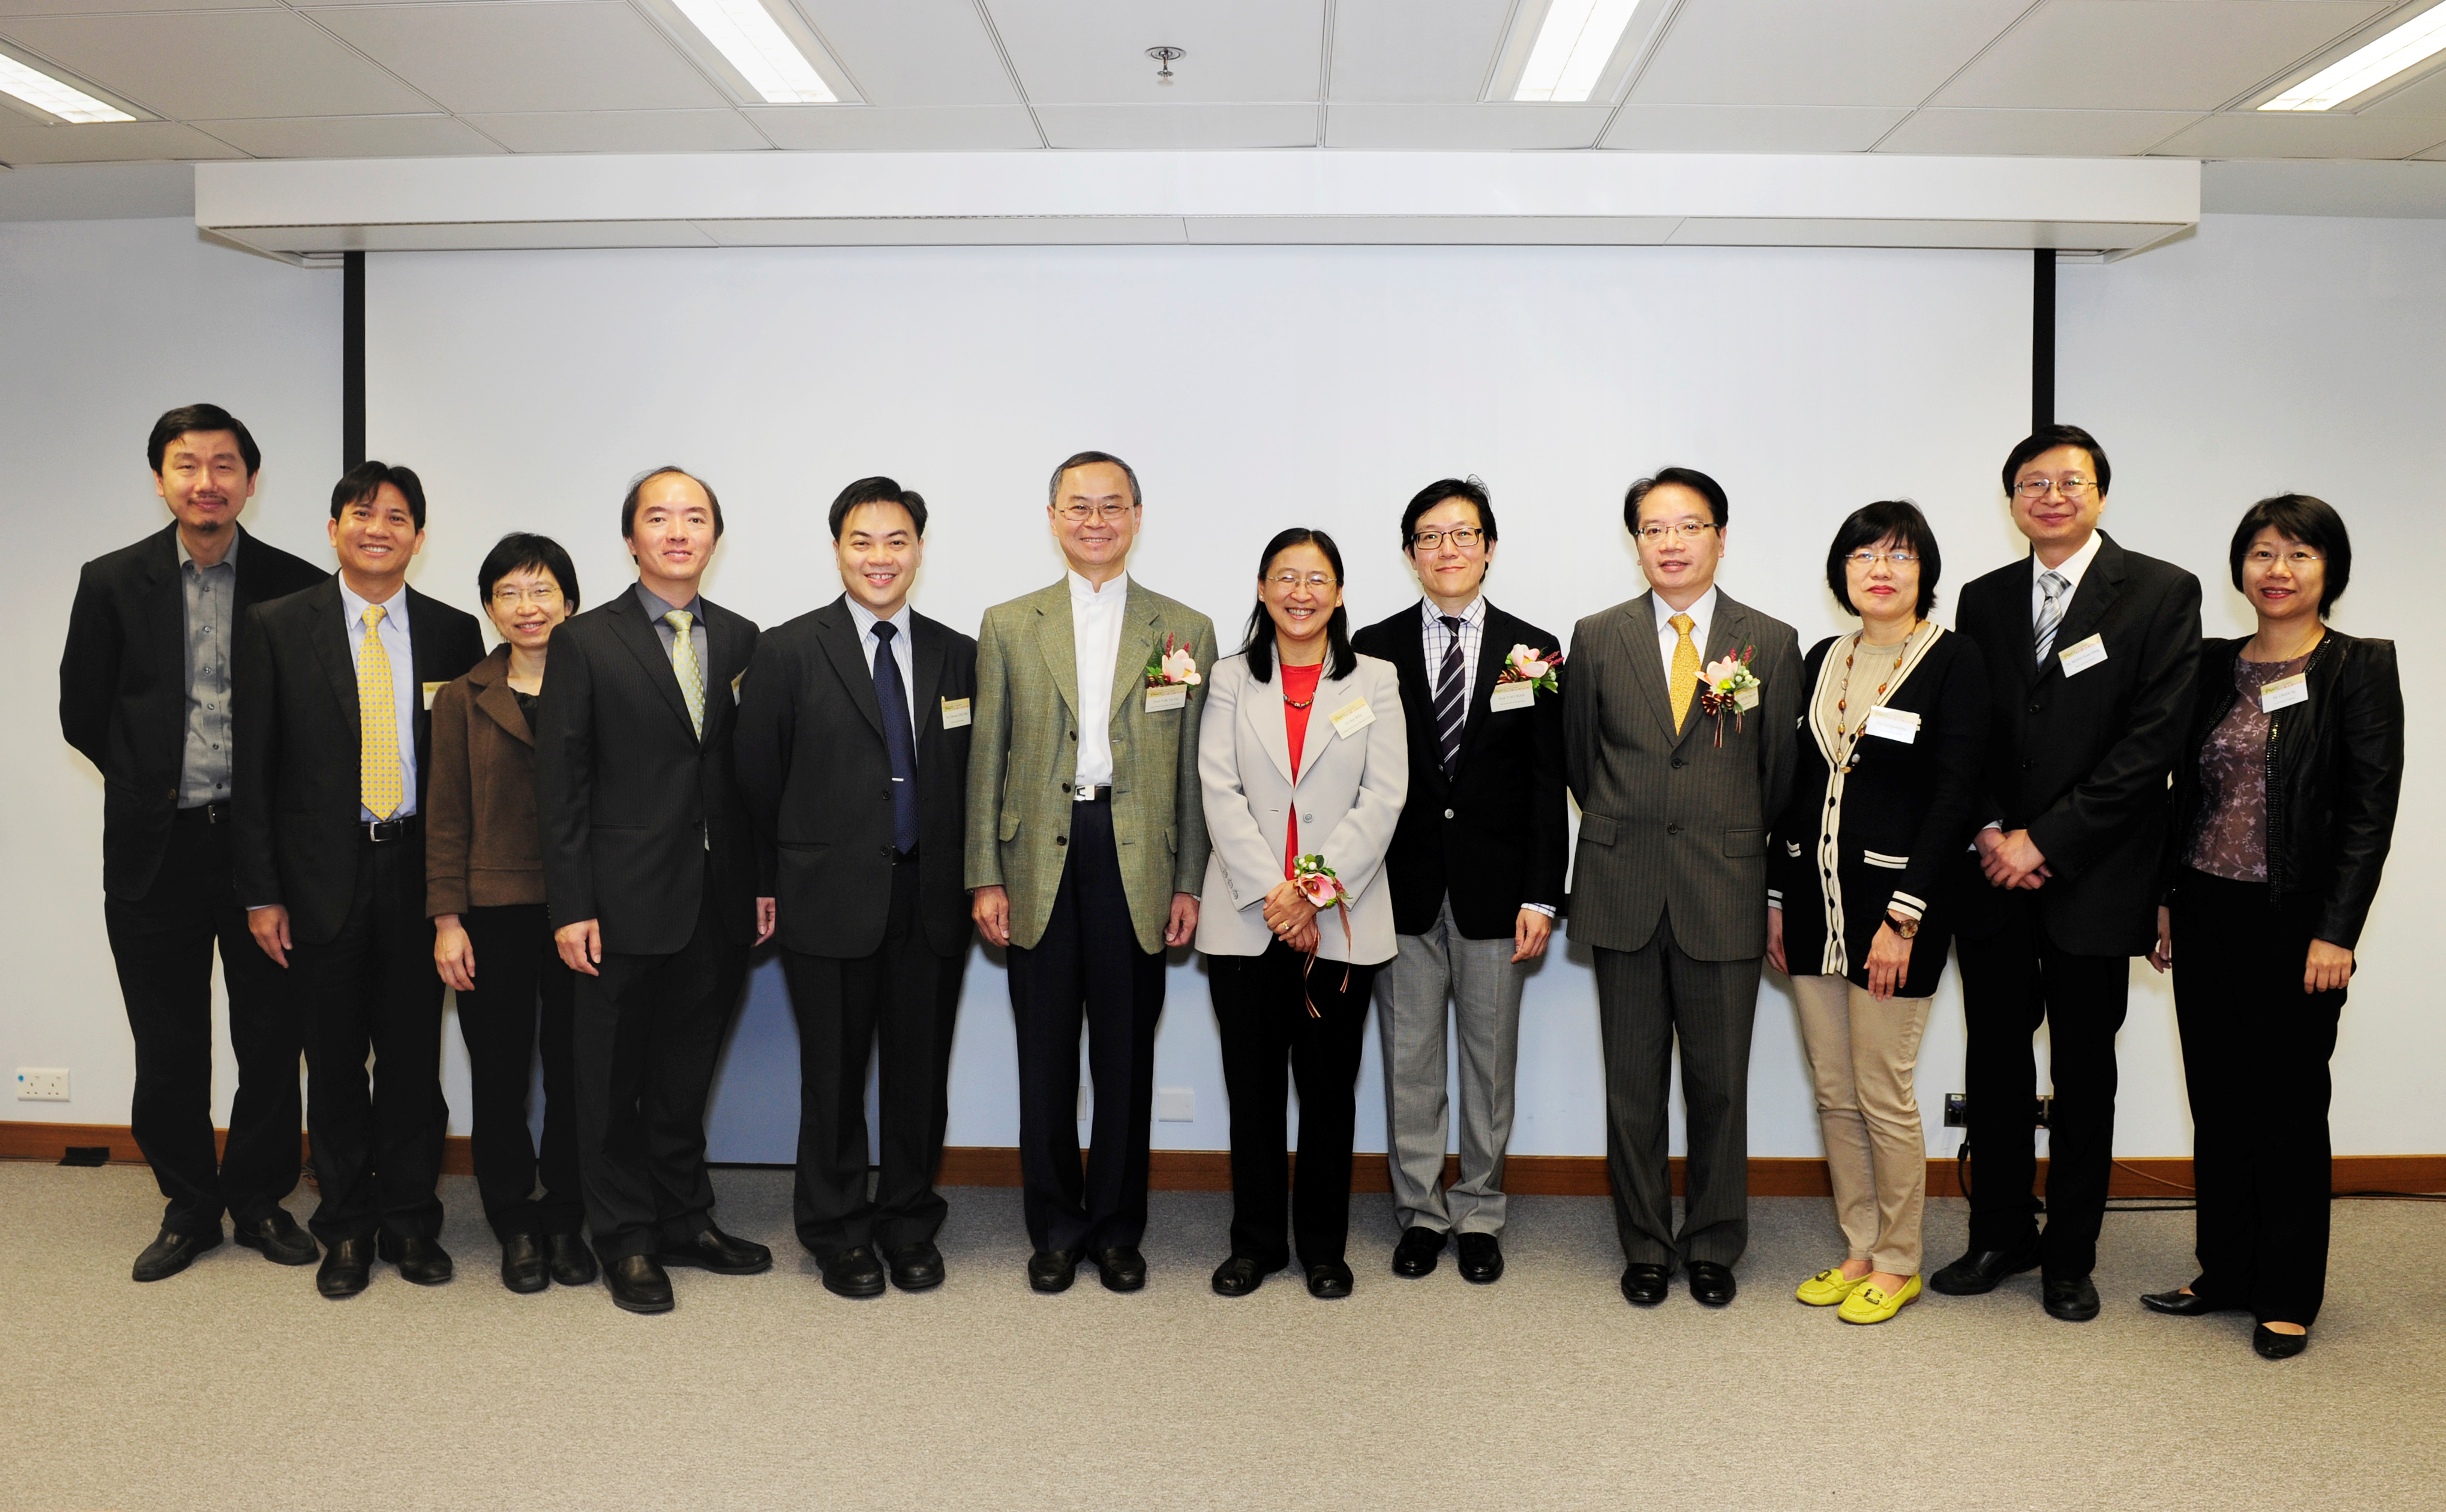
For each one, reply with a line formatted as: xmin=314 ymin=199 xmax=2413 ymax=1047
xmin=1562 ymin=588 xmax=1803 ymax=961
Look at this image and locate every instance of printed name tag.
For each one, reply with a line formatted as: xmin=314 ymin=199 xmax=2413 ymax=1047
xmin=2259 ymin=673 xmax=2309 ymax=713
xmin=1144 ymin=683 xmax=1188 ymax=713
xmin=2057 ymin=633 xmax=2108 ymax=678
xmin=421 ymin=681 xmax=446 ymax=711
xmin=730 ymin=671 xmax=745 ymax=697
xmin=1329 ymin=696 xmax=1377 ymax=740
xmin=1863 ymin=706 xmax=1921 ymax=744
xmin=1489 ymin=682 xmax=1537 ymax=713
xmin=1735 ymin=687 xmax=1761 ymax=713
xmin=940 ymin=696 xmax=973 ymax=728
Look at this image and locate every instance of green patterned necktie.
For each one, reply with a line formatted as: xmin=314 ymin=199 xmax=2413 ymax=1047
xmin=665 ymin=610 xmax=705 ymax=739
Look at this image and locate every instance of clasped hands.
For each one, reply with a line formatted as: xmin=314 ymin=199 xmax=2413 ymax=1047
xmin=1976 ymin=826 xmax=2051 ymax=890
xmin=1262 ymin=879 xmax=1322 ymax=954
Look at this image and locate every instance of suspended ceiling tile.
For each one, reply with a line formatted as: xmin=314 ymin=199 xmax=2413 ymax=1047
xmin=0 ymin=0 xmax=258 ymax=14
xmin=1877 ymin=109 xmax=2205 ymax=157
xmin=1630 ymin=0 xmax=2032 ymax=108
xmin=196 ymin=113 xmax=503 ymax=158
xmin=2360 ymin=61 xmax=2446 ymax=117
xmin=1034 ymin=101 xmax=1316 ymax=149
xmin=466 ymin=108 xmax=770 ymax=153
xmin=745 ymin=104 xmax=1041 ymax=149
xmin=1 ymin=11 xmax=437 ymax=118
xmin=1324 ymin=102 xmax=1610 ymax=148
xmin=2154 ymin=109 xmax=2446 ymax=159
xmin=1933 ymin=1 xmax=2389 ymax=112
xmin=984 ymin=0 xmax=1325 ymax=105
xmin=304 ymin=2 xmax=728 ymax=116
xmin=1603 ymin=104 xmax=1908 ymax=152
xmin=1328 ymin=0 xmax=1509 ymax=103
xmin=0 ymin=118 xmax=241 ymax=162
xmin=787 ymin=0 xmax=1019 ymax=107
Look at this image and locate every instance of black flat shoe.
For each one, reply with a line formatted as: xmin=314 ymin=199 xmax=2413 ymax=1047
xmin=1929 ymin=1235 xmax=2044 ymax=1296
xmin=1620 ymin=1263 xmax=1670 ymax=1307
xmin=317 ymin=1236 xmax=374 ymax=1299
xmin=378 ymin=1233 xmax=454 ymax=1286
xmin=1456 ymin=1232 xmax=1504 ymax=1285
xmin=1392 ymin=1226 xmax=1446 ymax=1278
xmin=1687 ymin=1260 xmax=1737 ymax=1307
xmin=2142 ymin=1287 xmax=2238 ymax=1317
xmin=1305 ymin=1259 xmax=1355 ymax=1299
xmin=816 ymin=1244 xmax=887 ymax=1299
xmin=1211 ymin=1255 xmax=1271 ymax=1297
xmin=2253 ymin=1324 xmax=2309 ymax=1360
xmin=660 ymin=1226 xmax=772 ymax=1275
xmin=1091 ymin=1245 xmax=1147 ymax=1293
xmin=232 ymin=1210 xmax=317 ymax=1267
xmin=499 ymin=1234 xmax=548 ymax=1294
xmin=546 ymin=1232 xmax=598 ymax=1287
xmin=605 ymin=1253 xmax=673 ymax=1314
xmin=2043 ymin=1272 xmax=2101 ymax=1322
xmin=886 ymin=1240 xmax=945 ymax=1292
xmin=1027 ymin=1248 xmax=1078 ymax=1293
xmin=132 ymin=1225 xmax=222 ymax=1283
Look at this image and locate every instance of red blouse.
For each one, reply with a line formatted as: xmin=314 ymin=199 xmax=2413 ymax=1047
xmin=1280 ymin=662 xmax=1322 ymax=877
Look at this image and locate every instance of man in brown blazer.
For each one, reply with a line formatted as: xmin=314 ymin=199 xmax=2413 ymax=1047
xmin=1564 ymin=467 xmax=1802 ymax=1311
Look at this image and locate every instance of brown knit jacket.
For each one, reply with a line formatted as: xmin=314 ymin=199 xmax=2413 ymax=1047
xmin=425 ymin=644 xmax=546 ymax=915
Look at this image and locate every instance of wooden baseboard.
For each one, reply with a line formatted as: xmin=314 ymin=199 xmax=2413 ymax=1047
xmin=10 ymin=1122 xmax=2441 ymax=1197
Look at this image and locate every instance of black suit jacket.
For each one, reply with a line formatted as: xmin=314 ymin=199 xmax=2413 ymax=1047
xmin=1351 ymin=600 xmax=1568 ymax=939
xmin=1952 ymin=530 xmax=2202 ymax=956
xmin=734 ymin=597 xmax=978 ymax=959
xmin=534 ymin=587 xmax=761 ymax=956
xmin=232 ymin=577 xmax=486 ymax=944
xmin=60 ymin=523 xmax=326 ymax=900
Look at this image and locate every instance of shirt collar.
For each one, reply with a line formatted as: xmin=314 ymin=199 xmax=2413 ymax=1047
xmin=1419 ymin=595 xmax=1486 ymax=630
xmin=634 ymin=581 xmax=702 ymax=622
xmin=174 ymin=528 xmax=239 ymax=572
xmin=338 ymin=574 xmax=408 ymax=629
xmin=1652 ymin=585 xmax=1720 ymax=632
xmin=1068 ymin=570 xmax=1128 ymax=606
xmin=2033 ymin=529 xmax=2104 ymax=591
xmin=845 ymin=595 xmax=914 ymax=644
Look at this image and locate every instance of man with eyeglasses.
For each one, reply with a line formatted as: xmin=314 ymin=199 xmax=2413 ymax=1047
xmin=1935 ymin=424 xmax=2201 ymax=1323
xmin=1351 ymin=479 xmax=1566 ymax=1285
xmin=1563 ymin=466 xmax=1802 ymax=1311
xmin=966 ymin=451 xmax=1215 ymax=1293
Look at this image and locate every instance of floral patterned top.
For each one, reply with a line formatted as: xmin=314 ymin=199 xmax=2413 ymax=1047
xmin=2185 ymin=651 xmax=2309 ymax=883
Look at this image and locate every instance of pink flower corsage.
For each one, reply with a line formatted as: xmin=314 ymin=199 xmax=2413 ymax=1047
xmin=1290 ymin=853 xmax=1355 ymax=1017
xmin=1495 ymin=643 xmax=1565 ymax=694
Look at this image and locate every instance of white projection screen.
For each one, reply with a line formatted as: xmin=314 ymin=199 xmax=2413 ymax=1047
xmin=366 ymin=242 xmax=2039 ymax=1163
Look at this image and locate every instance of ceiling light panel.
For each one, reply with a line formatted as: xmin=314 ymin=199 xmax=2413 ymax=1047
xmin=1515 ymin=0 xmax=1646 ymax=102
xmin=0 ymin=50 xmax=133 ymax=123
xmin=2262 ymin=2 xmax=2446 ymax=111
xmin=669 ymin=0 xmax=834 ymax=102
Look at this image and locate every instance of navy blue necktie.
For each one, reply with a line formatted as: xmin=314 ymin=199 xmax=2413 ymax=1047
xmin=872 ymin=622 xmax=921 ymax=855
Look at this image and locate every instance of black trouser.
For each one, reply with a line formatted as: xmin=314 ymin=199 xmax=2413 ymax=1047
xmin=572 ymin=866 xmax=747 ymax=1263
xmin=102 ymin=811 xmax=300 ymax=1236
xmin=1955 ymin=889 xmax=2132 ymax=1278
xmin=783 ymin=854 xmax=967 ymax=1256
xmin=2170 ymin=868 xmax=2346 ymax=1325
xmin=1209 ymin=940 xmax=1380 ymax=1270
xmin=291 ymin=826 xmax=448 ymax=1246
xmin=456 ymin=904 xmax=583 ymax=1242
xmin=1005 ymin=797 xmax=1168 ymax=1256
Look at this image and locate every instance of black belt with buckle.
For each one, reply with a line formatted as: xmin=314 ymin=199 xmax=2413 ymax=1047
xmin=174 ymin=801 xmax=231 ymax=825
xmin=1072 ymin=785 xmax=1111 ymax=803
xmin=364 ymin=815 xmax=420 ymax=844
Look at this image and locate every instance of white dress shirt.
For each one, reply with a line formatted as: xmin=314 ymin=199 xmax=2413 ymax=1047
xmin=1651 ymin=585 xmax=1720 ymax=679
xmin=845 ymin=597 xmax=918 ymax=740
xmin=2029 ymin=527 xmax=2104 ymax=627
xmin=1419 ymin=593 xmax=1487 ymax=710
xmin=1069 ymin=571 xmax=1128 ymax=788
xmin=337 ymin=575 xmax=417 ymax=820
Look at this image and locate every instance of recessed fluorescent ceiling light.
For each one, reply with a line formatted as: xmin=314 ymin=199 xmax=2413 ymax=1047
xmin=1515 ymin=0 xmax=1644 ymax=102
xmin=670 ymin=0 xmax=836 ymax=103
xmin=2261 ymin=3 xmax=2446 ymax=111
xmin=0 ymin=53 xmax=133 ymax=122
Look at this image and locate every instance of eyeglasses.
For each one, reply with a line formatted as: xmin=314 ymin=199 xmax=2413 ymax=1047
xmin=1410 ymin=526 xmax=1485 ymax=552
xmin=1844 ymin=549 xmax=1919 ymax=569
xmin=1055 ymin=502 xmax=1134 ymax=524
xmin=1266 ymin=571 xmax=1339 ymax=592
xmin=490 ymin=584 xmax=563 ymax=607
xmin=1635 ymin=521 xmax=1719 ymax=543
xmin=2013 ymin=476 xmax=2097 ymax=499
xmin=2244 ymin=547 xmax=2324 ymax=568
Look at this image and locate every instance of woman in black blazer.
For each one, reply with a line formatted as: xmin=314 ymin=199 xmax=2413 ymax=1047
xmin=1768 ymin=501 xmax=1988 ymax=1325
xmin=2144 ymin=495 xmax=2402 ymax=1359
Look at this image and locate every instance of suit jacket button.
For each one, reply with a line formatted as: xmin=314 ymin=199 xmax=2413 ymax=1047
xmin=1062 ymin=783 xmax=1072 ymax=793
xmin=880 ymin=846 xmax=893 ymax=858
xmin=1056 ymin=835 xmax=1067 ymax=846
xmin=2027 ymin=701 xmax=2041 ymax=714
xmin=2023 ymin=758 xmax=2036 ymax=769
xmin=1443 ymin=808 xmax=1454 ymax=820
xmin=1668 ymin=823 xmax=1683 ymax=836
xmin=1672 ymin=757 xmax=1686 ymax=769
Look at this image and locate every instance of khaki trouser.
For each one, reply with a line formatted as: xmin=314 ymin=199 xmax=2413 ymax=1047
xmin=1791 ymin=975 xmax=1932 ymax=1276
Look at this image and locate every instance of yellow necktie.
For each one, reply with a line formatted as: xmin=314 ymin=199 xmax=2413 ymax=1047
xmin=1668 ymin=612 xmax=1701 ymax=732
xmin=357 ymin=604 xmax=402 ymax=820
xmin=666 ymin=610 xmax=705 ymax=739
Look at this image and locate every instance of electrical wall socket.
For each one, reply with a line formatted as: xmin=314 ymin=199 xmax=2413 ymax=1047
xmin=1155 ymin=1087 xmax=1195 ymax=1123
xmin=15 ymin=1068 xmax=69 ymax=1101
xmin=1943 ymin=1093 xmax=1968 ymax=1128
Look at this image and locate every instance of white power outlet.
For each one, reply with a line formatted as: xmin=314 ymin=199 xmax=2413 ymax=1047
xmin=1155 ymin=1087 xmax=1195 ymax=1123
xmin=15 ymin=1068 xmax=69 ymax=1101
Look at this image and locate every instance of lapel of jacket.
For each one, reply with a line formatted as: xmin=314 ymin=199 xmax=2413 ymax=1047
xmin=2042 ymin=532 xmax=2126 ymax=684
xmin=1805 ymin=633 xmax=1847 ymax=767
xmin=1029 ymin=579 xmax=1083 ymax=724
xmin=700 ymin=598 xmax=750 ymax=743
xmin=307 ymin=578 xmax=359 ymax=734
xmin=1294 ymin=661 xmax=1362 ymax=790
xmin=1385 ymin=601 xmax=1445 ymax=793
xmin=140 ymin=525 xmax=187 ymax=702
xmin=911 ymin=611 xmax=948 ymax=753
xmin=1673 ymin=593 xmax=1751 ymax=755
xmin=468 ymin=648 xmax=530 ymax=747
xmin=1614 ymin=592 xmax=1678 ymax=744
xmin=1246 ymin=658 xmax=1297 ymax=788
xmin=1454 ymin=602 xmax=1515 ymax=778
xmin=1108 ymin=579 xmax=1162 ymax=739
xmin=607 ymin=587 xmax=698 ymax=739
xmin=813 ymin=597 xmax=886 ymax=742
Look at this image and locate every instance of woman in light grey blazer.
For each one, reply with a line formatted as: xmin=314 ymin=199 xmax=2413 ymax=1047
xmin=1198 ymin=528 xmax=1408 ymax=1300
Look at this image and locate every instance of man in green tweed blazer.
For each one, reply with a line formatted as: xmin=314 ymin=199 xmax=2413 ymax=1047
xmin=966 ymin=451 xmax=1215 ymax=1294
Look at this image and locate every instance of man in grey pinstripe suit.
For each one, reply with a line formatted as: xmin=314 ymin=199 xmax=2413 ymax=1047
xmin=1564 ymin=467 xmax=1802 ymax=1309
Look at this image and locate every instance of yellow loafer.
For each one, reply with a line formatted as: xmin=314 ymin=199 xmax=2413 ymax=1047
xmin=1796 ymin=1268 xmax=1871 ymax=1307
xmin=1839 ymin=1274 xmax=1923 ymax=1324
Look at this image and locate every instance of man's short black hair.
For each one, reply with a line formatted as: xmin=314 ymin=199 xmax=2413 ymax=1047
xmin=330 ymin=460 xmax=427 ymax=529
xmin=1825 ymin=500 xmax=1943 ymax=619
xmin=2002 ymin=424 xmax=2111 ymax=498
xmin=1623 ymin=466 xmax=1729 ymax=532
xmin=2230 ymin=493 xmax=2353 ymax=617
xmin=148 ymin=403 xmax=261 ymax=476
xmin=1047 ymin=450 xmax=1142 ymax=510
xmin=1399 ymin=477 xmax=1498 ymax=551
xmin=621 ymin=465 xmax=724 ymax=539
xmin=828 ymin=476 xmax=928 ymax=541
xmin=476 ymin=532 xmax=582 ymax=613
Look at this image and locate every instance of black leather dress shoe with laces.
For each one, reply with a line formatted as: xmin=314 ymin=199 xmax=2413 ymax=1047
xmin=1687 ymin=1260 xmax=1738 ymax=1307
xmin=1028 ymin=1248 xmax=1078 ymax=1293
xmin=817 ymin=1244 xmax=887 ymax=1298
xmin=546 ymin=1232 xmax=598 ymax=1287
xmin=1391 ymin=1226 xmax=1446 ymax=1278
xmin=1305 ymin=1259 xmax=1355 ymax=1299
xmin=317 ymin=1236 xmax=374 ymax=1299
xmin=232 ymin=1210 xmax=317 ymax=1267
xmin=1092 ymin=1245 xmax=1147 ymax=1292
xmin=378 ymin=1233 xmax=455 ymax=1286
xmin=1928 ymin=1235 xmax=2044 ymax=1296
xmin=1620 ymin=1263 xmax=1670 ymax=1307
xmin=606 ymin=1253 xmax=674 ymax=1314
xmin=1211 ymin=1255 xmax=1272 ymax=1297
xmin=133 ymin=1225 xmax=222 ymax=1283
xmin=1456 ymin=1233 xmax=1505 ymax=1285
xmin=886 ymin=1240 xmax=945 ymax=1292
xmin=660 ymin=1226 xmax=772 ymax=1275
xmin=2043 ymin=1272 xmax=2101 ymax=1322
xmin=499 ymin=1234 xmax=549 ymax=1294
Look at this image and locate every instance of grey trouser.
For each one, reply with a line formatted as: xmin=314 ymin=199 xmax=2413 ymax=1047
xmin=1375 ymin=897 xmax=1525 ymax=1237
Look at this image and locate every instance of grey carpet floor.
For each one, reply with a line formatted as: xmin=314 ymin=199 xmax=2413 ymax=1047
xmin=5 ymin=1163 xmax=2441 ymax=1511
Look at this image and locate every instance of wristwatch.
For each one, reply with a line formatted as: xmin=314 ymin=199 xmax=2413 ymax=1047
xmin=1885 ymin=911 xmax=1920 ymax=939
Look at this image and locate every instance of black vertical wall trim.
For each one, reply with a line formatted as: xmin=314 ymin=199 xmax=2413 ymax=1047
xmin=342 ymin=251 xmax=366 ymax=470
xmin=2031 ymin=248 xmax=2056 ymax=434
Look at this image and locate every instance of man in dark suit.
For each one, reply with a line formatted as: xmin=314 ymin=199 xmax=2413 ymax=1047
xmin=1563 ymin=467 xmax=1803 ymax=1311
xmin=60 ymin=404 xmax=327 ymax=1282
xmin=736 ymin=477 xmax=977 ymax=1299
xmin=536 ymin=466 xmax=775 ymax=1314
xmin=234 ymin=461 xmax=485 ymax=1298
xmin=1351 ymin=478 xmax=1565 ymax=1286
xmin=1935 ymin=424 xmax=2202 ymax=1322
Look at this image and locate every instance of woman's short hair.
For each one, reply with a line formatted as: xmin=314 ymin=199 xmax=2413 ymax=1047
xmin=1240 ymin=527 xmax=1357 ymax=683
xmin=2229 ymin=493 xmax=2352 ymax=616
xmin=476 ymin=531 xmax=582 ymax=612
xmin=1824 ymin=500 xmax=1942 ymax=619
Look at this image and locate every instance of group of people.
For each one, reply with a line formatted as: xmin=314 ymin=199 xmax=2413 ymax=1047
xmin=62 ymin=406 xmax=2401 ymax=1361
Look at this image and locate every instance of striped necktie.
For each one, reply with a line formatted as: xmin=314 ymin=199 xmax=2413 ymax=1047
xmin=2034 ymin=570 xmax=2069 ymax=664
xmin=665 ymin=610 xmax=706 ymax=738
xmin=1433 ymin=615 xmax=1467 ymax=780
xmin=357 ymin=604 xmax=401 ymax=820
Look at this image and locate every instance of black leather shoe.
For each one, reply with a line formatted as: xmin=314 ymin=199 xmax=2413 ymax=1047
xmin=1928 ymin=1234 xmax=2045 ymax=1296
xmin=1028 ymin=1248 xmax=1078 ymax=1293
xmin=1211 ymin=1255 xmax=1272 ymax=1297
xmin=1688 ymin=1260 xmax=1737 ymax=1307
xmin=1391 ymin=1226 xmax=1446 ymax=1278
xmin=499 ymin=1234 xmax=548 ymax=1294
xmin=1456 ymin=1232 xmax=1505 ymax=1285
xmin=2043 ymin=1272 xmax=2102 ymax=1322
xmin=605 ymin=1253 xmax=674 ymax=1314
xmin=2253 ymin=1324 xmax=2309 ymax=1359
xmin=660 ymin=1226 xmax=772 ymax=1275
xmin=232 ymin=1210 xmax=317 ymax=1267
xmin=133 ymin=1225 xmax=222 ymax=1283
xmin=2142 ymin=1287 xmax=2238 ymax=1317
xmin=886 ymin=1240 xmax=944 ymax=1292
xmin=378 ymin=1233 xmax=455 ymax=1286
xmin=546 ymin=1232 xmax=598 ymax=1287
xmin=1305 ymin=1259 xmax=1355 ymax=1299
xmin=1620 ymin=1263 xmax=1670 ymax=1307
xmin=1091 ymin=1245 xmax=1147 ymax=1293
xmin=316 ymin=1236 xmax=374 ymax=1299
xmin=816 ymin=1244 xmax=887 ymax=1298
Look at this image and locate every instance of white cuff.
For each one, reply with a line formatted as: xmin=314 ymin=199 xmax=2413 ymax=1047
xmin=1887 ymin=891 xmax=1927 ymax=922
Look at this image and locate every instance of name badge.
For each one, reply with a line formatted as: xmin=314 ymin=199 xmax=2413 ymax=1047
xmin=1329 ymin=696 xmax=1377 ymax=740
xmin=1489 ymin=682 xmax=1537 ymax=713
xmin=940 ymin=696 xmax=973 ymax=729
xmin=2259 ymin=673 xmax=2309 ymax=713
xmin=1735 ymin=687 xmax=1760 ymax=713
xmin=1144 ymin=683 xmax=1189 ymax=713
xmin=421 ymin=681 xmax=447 ymax=711
xmin=2057 ymin=633 xmax=2108 ymax=678
xmin=1862 ymin=705 xmax=1921 ymax=744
